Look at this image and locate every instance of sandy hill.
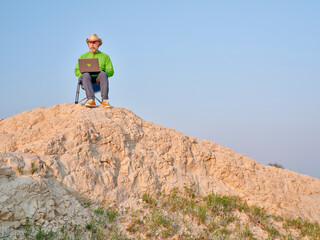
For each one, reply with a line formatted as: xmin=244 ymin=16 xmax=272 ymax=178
xmin=0 ymin=103 xmax=319 ymax=238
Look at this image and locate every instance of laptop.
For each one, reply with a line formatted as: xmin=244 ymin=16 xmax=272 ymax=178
xmin=78 ymin=58 xmax=100 ymax=73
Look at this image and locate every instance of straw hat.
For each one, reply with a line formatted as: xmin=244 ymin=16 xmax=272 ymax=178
xmin=86 ymin=34 xmax=103 ymax=46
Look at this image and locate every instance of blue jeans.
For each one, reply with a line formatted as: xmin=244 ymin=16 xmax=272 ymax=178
xmin=81 ymin=72 xmax=109 ymax=100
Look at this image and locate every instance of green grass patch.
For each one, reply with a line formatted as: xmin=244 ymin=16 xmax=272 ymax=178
xmin=142 ymin=193 xmax=157 ymax=207
xmin=19 ymin=183 xmax=320 ymax=240
xmin=284 ymin=217 xmax=320 ymax=238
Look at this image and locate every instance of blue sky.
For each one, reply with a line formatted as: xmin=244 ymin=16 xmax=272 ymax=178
xmin=0 ymin=0 xmax=319 ymax=179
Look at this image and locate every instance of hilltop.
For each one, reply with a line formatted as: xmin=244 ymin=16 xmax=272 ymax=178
xmin=0 ymin=103 xmax=319 ymax=239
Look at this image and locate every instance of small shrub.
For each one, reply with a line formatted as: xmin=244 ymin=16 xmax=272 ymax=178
xmin=207 ymin=219 xmax=219 ymax=233
xmin=31 ymin=162 xmax=36 ymax=174
xmin=170 ymin=187 xmax=179 ymax=199
xmin=265 ymin=224 xmax=280 ymax=238
xmin=272 ymin=215 xmax=284 ymax=222
xmin=197 ymin=205 xmax=207 ymax=223
xmin=214 ymin=226 xmax=230 ymax=237
xmin=204 ymin=193 xmax=238 ymax=214
xmin=18 ymin=167 xmax=24 ymax=175
xmin=240 ymin=224 xmax=255 ymax=239
xmin=46 ymin=229 xmax=54 ymax=239
xmin=24 ymin=216 xmax=32 ymax=238
xmin=142 ymin=193 xmax=157 ymax=207
xmin=83 ymin=202 xmax=92 ymax=208
xmin=268 ymin=163 xmax=284 ymax=169
xmin=94 ymin=207 xmax=104 ymax=215
xmin=106 ymin=208 xmax=118 ymax=222
xmin=85 ymin=222 xmax=94 ymax=230
xmin=126 ymin=218 xmax=142 ymax=233
xmin=126 ymin=224 xmax=139 ymax=233
xmin=284 ymin=232 xmax=295 ymax=240
xmin=161 ymin=229 xmax=171 ymax=238
xmin=151 ymin=209 xmax=172 ymax=228
xmin=246 ymin=205 xmax=268 ymax=224
xmin=60 ymin=224 xmax=66 ymax=234
xmin=184 ymin=182 xmax=197 ymax=199
xmin=35 ymin=226 xmax=44 ymax=240
xmin=217 ymin=211 xmax=236 ymax=228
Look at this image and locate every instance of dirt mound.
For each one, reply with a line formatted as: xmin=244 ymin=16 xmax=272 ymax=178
xmin=1 ymin=103 xmax=319 ymax=234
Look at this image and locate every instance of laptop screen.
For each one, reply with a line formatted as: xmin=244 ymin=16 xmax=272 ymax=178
xmin=78 ymin=58 xmax=100 ymax=73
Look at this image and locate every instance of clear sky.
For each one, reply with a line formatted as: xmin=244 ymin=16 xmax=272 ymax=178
xmin=0 ymin=0 xmax=319 ymax=179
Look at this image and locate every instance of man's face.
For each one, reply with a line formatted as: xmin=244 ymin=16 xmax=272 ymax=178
xmin=88 ymin=41 xmax=100 ymax=53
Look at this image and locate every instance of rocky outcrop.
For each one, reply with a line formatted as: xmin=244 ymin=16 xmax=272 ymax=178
xmin=1 ymin=103 xmax=320 ymax=232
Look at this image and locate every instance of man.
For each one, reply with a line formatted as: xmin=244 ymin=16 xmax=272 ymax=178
xmin=75 ymin=34 xmax=114 ymax=108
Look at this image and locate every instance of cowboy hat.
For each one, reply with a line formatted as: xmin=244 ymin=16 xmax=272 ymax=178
xmin=86 ymin=34 xmax=103 ymax=46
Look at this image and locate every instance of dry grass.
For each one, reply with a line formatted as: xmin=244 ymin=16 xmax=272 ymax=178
xmin=20 ymin=183 xmax=320 ymax=239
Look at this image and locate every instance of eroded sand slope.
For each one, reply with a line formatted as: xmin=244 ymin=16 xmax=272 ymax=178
xmin=0 ymin=103 xmax=319 ymax=231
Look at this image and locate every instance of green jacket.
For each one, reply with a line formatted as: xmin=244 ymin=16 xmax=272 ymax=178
xmin=74 ymin=51 xmax=114 ymax=78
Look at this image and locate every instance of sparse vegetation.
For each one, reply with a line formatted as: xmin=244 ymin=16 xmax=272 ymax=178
xmin=82 ymin=202 xmax=92 ymax=208
xmin=31 ymin=162 xmax=36 ymax=174
xmin=35 ymin=226 xmax=44 ymax=240
xmin=106 ymin=207 xmax=118 ymax=222
xmin=237 ymin=223 xmax=255 ymax=239
xmin=268 ymin=162 xmax=284 ymax=169
xmin=24 ymin=216 xmax=32 ymax=239
xmin=21 ymin=205 xmax=124 ymax=240
xmin=19 ymin=183 xmax=320 ymax=239
xmin=284 ymin=217 xmax=320 ymax=239
xmin=17 ymin=166 xmax=24 ymax=175
xmin=142 ymin=192 xmax=157 ymax=207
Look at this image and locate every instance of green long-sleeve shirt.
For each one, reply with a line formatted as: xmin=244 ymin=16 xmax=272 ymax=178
xmin=74 ymin=51 xmax=114 ymax=78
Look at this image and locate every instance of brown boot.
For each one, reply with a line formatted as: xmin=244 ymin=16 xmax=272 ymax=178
xmin=101 ymin=99 xmax=111 ymax=108
xmin=85 ymin=99 xmax=96 ymax=108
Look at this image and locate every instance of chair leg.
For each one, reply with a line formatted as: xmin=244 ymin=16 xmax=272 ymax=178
xmin=95 ymin=96 xmax=102 ymax=104
xmin=79 ymin=96 xmax=88 ymax=103
xmin=75 ymin=79 xmax=102 ymax=104
xmin=75 ymin=80 xmax=81 ymax=104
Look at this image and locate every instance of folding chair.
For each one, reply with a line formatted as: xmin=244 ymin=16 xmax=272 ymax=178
xmin=75 ymin=78 xmax=102 ymax=104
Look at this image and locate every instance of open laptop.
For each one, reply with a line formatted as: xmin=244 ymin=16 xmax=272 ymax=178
xmin=78 ymin=58 xmax=100 ymax=73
